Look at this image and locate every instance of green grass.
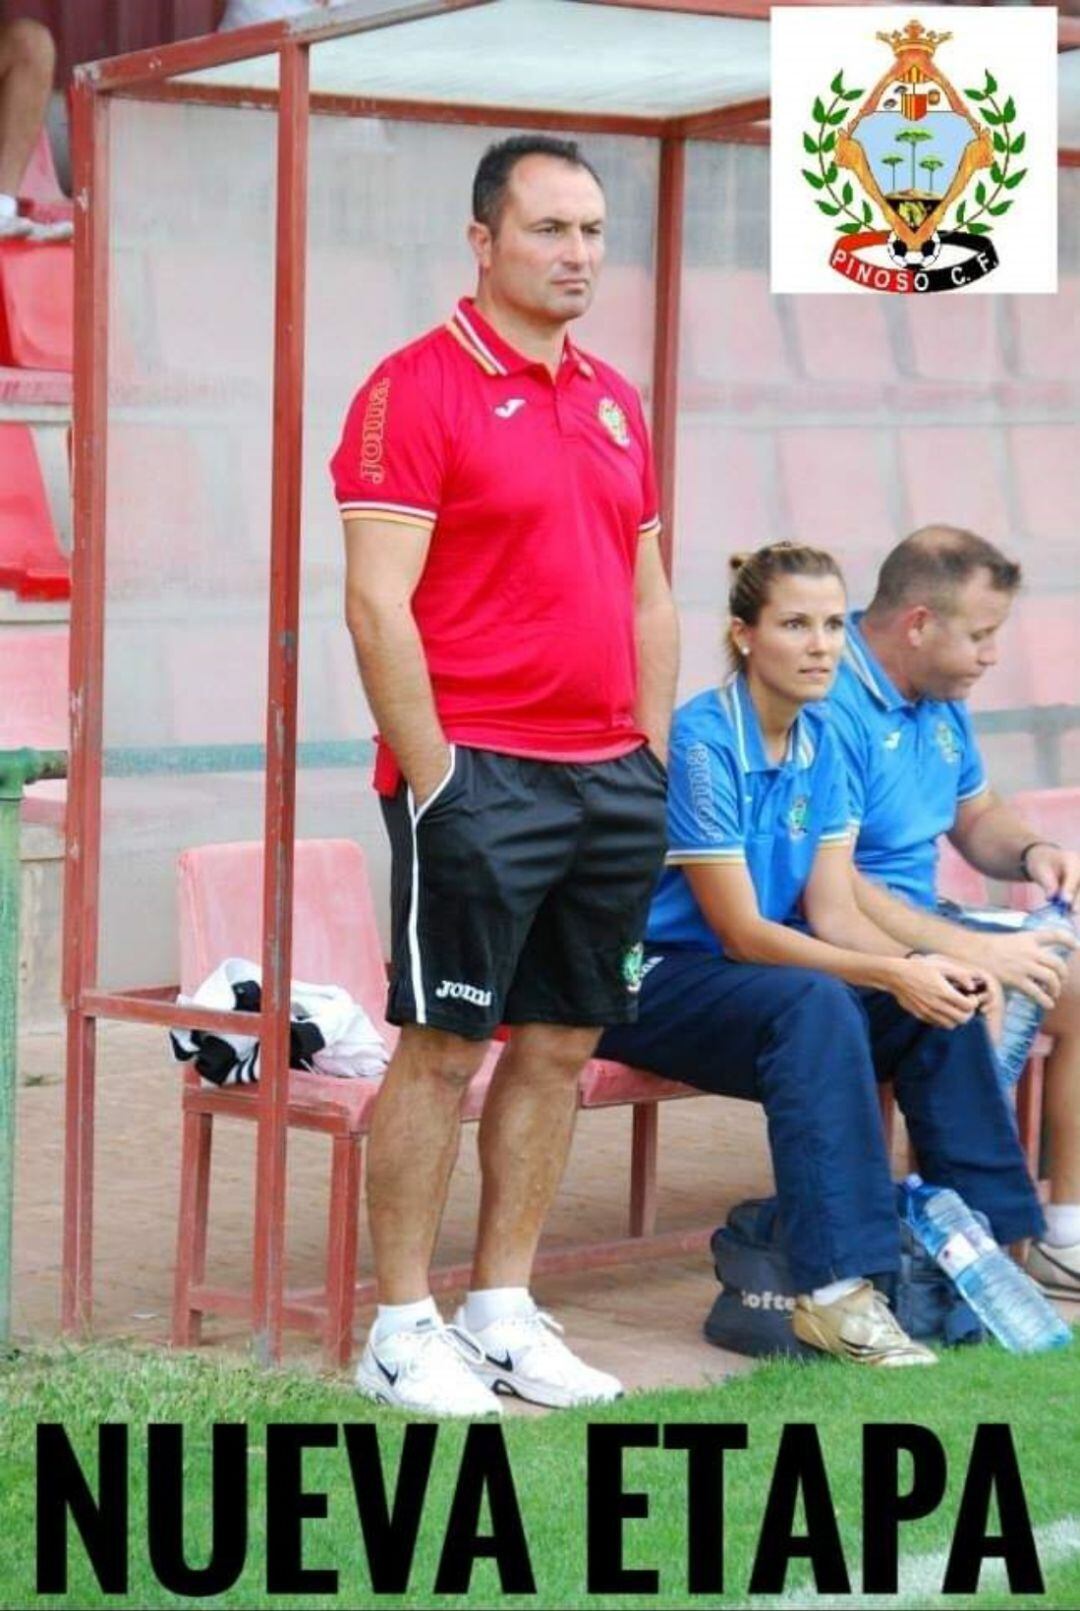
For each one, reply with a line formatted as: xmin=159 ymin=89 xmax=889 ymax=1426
xmin=2 ymin=1338 xmax=1078 ymax=1609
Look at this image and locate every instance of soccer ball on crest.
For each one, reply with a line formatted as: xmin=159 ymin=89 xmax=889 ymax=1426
xmin=886 ymin=232 xmax=942 ymax=270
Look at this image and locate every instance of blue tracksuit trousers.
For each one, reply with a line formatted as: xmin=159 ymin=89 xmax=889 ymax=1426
xmin=597 ymin=950 xmax=1045 ymax=1292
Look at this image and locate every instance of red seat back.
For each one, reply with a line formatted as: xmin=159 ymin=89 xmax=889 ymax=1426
xmin=177 ymin=839 xmax=392 ymax=1034
xmin=0 ymin=242 xmax=73 ymax=371
xmin=0 ymin=424 xmax=69 ymax=599
xmin=937 ymin=836 xmax=989 ymax=907
xmin=20 ymin=127 xmax=65 ymax=206
xmin=0 ymin=629 xmax=68 ymax=749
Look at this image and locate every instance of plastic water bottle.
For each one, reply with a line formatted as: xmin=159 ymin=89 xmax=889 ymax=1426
xmin=900 ymin=1175 xmax=1071 ymax=1354
xmin=996 ymin=898 xmax=1079 ymax=1090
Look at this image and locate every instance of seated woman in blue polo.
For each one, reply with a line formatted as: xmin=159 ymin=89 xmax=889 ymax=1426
xmin=598 ymin=541 xmax=1044 ymax=1366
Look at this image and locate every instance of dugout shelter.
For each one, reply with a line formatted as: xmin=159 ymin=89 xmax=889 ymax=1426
xmin=63 ymin=0 xmax=1080 ymax=1361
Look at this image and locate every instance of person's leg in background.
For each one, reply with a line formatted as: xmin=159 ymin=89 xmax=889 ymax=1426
xmin=600 ymin=954 xmax=934 ymax=1365
xmin=946 ymin=903 xmax=1080 ymax=1288
xmin=0 ymin=20 xmax=55 ymax=239
xmin=1030 ymin=968 xmax=1080 ymax=1290
xmin=863 ymin=988 xmax=1045 ymax=1246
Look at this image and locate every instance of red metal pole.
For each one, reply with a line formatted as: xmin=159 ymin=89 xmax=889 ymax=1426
xmin=651 ymin=136 xmax=685 ymax=581
xmin=62 ymin=72 xmax=110 ymax=1334
xmin=251 ymin=38 xmax=309 ymax=1366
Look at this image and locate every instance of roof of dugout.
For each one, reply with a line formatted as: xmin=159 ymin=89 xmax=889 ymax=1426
xmin=84 ymin=0 xmax=1080 ymax=153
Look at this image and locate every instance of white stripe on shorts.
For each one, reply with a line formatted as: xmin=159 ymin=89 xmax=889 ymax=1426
xmin=405 ymin=745 xmax=458 ymax=1025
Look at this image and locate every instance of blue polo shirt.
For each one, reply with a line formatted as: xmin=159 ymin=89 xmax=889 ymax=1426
xmin=647 ymin=676 xmax=852 ymax=955
xmin=827 ymin=612 xmax=989 ymax=909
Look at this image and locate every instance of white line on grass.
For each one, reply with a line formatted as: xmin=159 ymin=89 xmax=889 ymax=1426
xmin=763 ymin=1515 xmax=1080 ymax=1610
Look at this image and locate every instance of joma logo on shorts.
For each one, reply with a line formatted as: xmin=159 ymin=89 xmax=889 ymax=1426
xmin=434 ymin=979 xmax=493 ymax=1007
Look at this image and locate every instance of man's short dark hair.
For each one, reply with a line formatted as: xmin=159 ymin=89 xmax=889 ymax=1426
xmin=472 ymin=135 xmax=603 ymax=232
xmin=867 ymin=525 xmax=1023 ymax=616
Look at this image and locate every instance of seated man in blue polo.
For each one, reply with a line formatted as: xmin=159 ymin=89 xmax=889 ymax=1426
xmin=598 ymin=539 xmax=1044 ymax=1366
xmin=828 ymin=525 xmax=1080 ymax=1297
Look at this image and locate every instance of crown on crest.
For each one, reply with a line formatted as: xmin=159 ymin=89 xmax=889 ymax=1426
xmin=875 ymin=20 xmax=951 ymax=56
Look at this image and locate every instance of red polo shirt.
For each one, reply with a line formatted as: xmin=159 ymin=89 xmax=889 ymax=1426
xmin=331 ymin=299 xmax=660 ymax=792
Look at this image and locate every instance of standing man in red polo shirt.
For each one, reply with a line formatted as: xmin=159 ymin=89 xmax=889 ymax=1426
xmin=331 ymin=136 xmax=678 ymax=1416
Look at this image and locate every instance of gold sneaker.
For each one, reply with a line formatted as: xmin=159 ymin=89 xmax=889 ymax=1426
xmin=793 ymin=1281 xmax=937 ymax=1367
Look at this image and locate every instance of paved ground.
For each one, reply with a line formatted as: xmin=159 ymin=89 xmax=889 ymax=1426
xmin=13 ymin=1022 xmax=779 ymax=1393
xmin=13 ymin=1023 xmax=1077 ymax=1404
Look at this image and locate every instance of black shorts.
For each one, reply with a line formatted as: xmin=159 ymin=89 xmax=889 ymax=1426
xmin=380 ymin=744 xmax=669 ymax=1041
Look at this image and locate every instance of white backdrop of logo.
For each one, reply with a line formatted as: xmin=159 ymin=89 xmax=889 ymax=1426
xmin=771 ymin=7 xmax=1058 ymax=295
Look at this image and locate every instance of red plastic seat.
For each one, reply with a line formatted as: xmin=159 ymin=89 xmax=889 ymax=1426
xmin=937 ymin=837 xmax=989 ymax=907
xmin=173 ymin=837 xmax=719 ymax=1365
xmin=573 ymin=263 xmax=654 ymax=383
xmin=178 ymin=841 xmax=416 ymax=1360
xmin=20 ymin=125 xmax=70 ymax=213
xmin=0 ymin=628 xmax=67 ymax=750
xmin=676 ymin=421 xmax=774 ymax=567
xmin=1010 ymin=426 xmax=1080 ymax=548
xmin=904 ymin=296 xmax=1006 ymax=387
xmin=0 ymin=366 xmax=70 ymax=406
xmin=173 ymin=837 xmax=504 ymax=1365
xmin=0 ymin=424 xmax=69 ymax=599
xmin=1012 ymin=595 xmax=1080 ymax=710
xmin=0 ymin=241 xmax=73 ymax=371
xmin=174 ymin=839 xmax=391 ymax=1365
xmin=1013 ymin=277 xmax=1080 ymax=381
xmin=578 ymin=1058 xmax=694 ymax=1107
xmin=682 ymin=267 xmax=791 ymax=400
xmin=779 ymin=428 xmax=895 ymax=553
xmin=793 ymin=296 xmax=895 ymax=386
xmin=898 ymin=426 xmax=1011 ymax=546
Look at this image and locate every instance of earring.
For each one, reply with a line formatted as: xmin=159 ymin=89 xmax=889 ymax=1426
xmin=740 ymin=645 xmax=750 ymax=657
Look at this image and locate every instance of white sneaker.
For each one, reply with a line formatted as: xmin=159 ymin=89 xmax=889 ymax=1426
xmin=455 ymin=1303 xmax=624 ymax=1408
xmin=1027 ymin=1238 xmax=1080 ymax=1299
xmin=355 ymin=1318 xmax=502 ymax=1418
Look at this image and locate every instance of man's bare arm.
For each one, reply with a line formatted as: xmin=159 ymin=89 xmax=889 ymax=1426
xmin=633 ymin=531 xmax=679 ymax=763
xmin=851 ymin=870 xmax=981 ymax=956
xmin=950 ymin=788 xmax=1041 ymax=880
xmin=852 ymin=867 xmax=1069 ymax=1009
xmin=343 ymin=516 xmax=449 ymax=805
xmin=952 ymin=788 xmax=1080 ymax=906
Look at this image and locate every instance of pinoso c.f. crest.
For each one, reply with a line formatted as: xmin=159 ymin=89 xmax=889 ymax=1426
xmin=802 ymin=19 xmax=1029 ymax=293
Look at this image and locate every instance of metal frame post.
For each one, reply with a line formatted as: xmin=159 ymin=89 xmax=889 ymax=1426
xmin=62 ymin=73 xmax=110 ymax=1334
xmin=651 ymin=135 xmax=686 ymax=579
xmin=0 ymin=750 xmax=67 ymax=1345
xmin=251 ymin=39 xmax=310 ymax=1366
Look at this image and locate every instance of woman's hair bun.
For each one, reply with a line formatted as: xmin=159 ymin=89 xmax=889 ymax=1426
xmin=728 ymin=551 xmax=752 ymax=575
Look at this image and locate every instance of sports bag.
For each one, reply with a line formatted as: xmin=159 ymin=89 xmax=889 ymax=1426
xmin=704 ymin=1193 xmax=987 ymax=1358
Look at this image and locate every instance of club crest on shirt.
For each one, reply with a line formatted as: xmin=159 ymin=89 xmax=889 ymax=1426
xmin=787 ymin=795 xmax=809 ymax=839
xmin=621 ymin=942 xmax=645 ymax=994
xmin=935 ymin=721 xmax=961 ymax=764
xmin=598 ymin=397 xmax=630 ymax=447
xmin=883 ymin=729 xmax=902 ymax=751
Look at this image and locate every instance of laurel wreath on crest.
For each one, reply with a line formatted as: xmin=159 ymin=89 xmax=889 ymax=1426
xmin=802 ymin=67 xmax=1028 ymax=238
xmin=801 ymin=71 xmax=878 ymax=236
xmin=954 ymin=71 xmax=1028 ymax=236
